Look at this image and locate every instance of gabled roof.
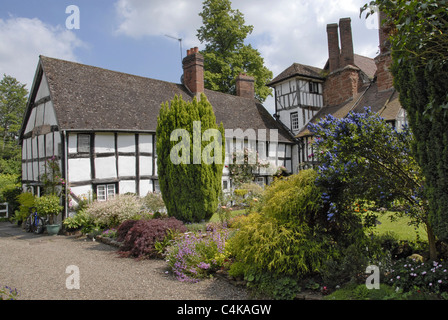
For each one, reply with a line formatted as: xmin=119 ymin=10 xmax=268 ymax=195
xmin=267 ymin=63 xmax=324 ymax=87
xmin=322 ymin=54 xmax=377 ymax=80
xmin=296 ymin=81 xmax=401 ymax=137
xmin=22 ymin=56 xmax=294 ymax=143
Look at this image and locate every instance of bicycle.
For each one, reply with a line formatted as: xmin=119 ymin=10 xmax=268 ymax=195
xmin=24 ymin=207 xmax=46 ymax=234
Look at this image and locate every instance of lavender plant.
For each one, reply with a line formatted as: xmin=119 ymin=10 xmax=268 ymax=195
xmin=165 ymin=224 xmax=230 ymax=282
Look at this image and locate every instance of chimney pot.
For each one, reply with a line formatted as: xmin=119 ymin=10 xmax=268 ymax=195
xmin=339 ymin=17 xmax=354 ymax=67
xmin=182 ymin=47 xmax=204 ymax=96
xmin=327 ymin=23 xmax=340 ymax=72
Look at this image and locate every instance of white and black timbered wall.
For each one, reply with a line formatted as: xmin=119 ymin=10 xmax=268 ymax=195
xmin=67 ymin=132 xmax=158 ymax=202
xmin=274 ymin=78 xmax=324 ymax=135
xmin=21 ymin=73 xmax=62 ymax=196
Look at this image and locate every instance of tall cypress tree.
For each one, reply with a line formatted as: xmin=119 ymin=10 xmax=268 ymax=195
xmin=156 ymin=94 xmax=225 ymax=223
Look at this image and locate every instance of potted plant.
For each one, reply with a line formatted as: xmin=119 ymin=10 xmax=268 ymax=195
xmin=35 ymin=194 xmax=63 ymax=235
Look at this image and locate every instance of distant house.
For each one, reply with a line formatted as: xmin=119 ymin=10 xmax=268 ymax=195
xmin=268 ymin=14 xmax=405 ymax=169
xmin=19 ymin=47 xmax=297 ymax=218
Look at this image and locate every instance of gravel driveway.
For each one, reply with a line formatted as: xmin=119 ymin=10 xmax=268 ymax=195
xmin=0 ymin=222 xmax=251 ymax=300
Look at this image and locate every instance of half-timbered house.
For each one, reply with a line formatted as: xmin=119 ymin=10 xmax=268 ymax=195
xmin=269 ymin=15 xmax=405 ymax=169
xmin=19 ymin=48 xmax=298 ymax=218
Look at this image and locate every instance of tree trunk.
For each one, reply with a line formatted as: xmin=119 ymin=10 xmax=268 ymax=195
xmin=426 ymin=222 xmax=438 ymax=261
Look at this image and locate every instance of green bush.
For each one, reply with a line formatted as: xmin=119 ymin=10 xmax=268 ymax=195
xmin=63 ymin=209 xmax=96 ymax=233
xmin=85 ymin=194 xmax=144 ymax=228
xmin=34 ymin=194 xmax=63 ymax=224
xmin=15 ymin=192 xmax=35 ymax=222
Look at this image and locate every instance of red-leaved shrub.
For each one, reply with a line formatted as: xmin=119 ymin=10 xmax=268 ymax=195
xmin=118 ymin=218 xmax=186 ymax=259
xmin=116 ymin=219 xmax=139 ymax=242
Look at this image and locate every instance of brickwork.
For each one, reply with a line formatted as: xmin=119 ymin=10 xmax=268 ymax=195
xmin=236 ymin=73 xmax=255 ymax=99
xmin=182 ymin=47 xmax=204 ymax=95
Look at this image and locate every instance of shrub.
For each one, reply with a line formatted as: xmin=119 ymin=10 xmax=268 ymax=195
xmin=118 ymin=217 xmax=186 ymax=259
xmin=227 ymin=212 xmax=332 ymax=278
xmin=387 ymin=258 xmax=448 ymax=295
xmin=228 ymin=170 xmax=335 ymax=278
xmin=116 ymin=219 xmax=139 ymax=242
xmin=143 ymin=192 xmax=166 ymax=214
xmin=63 ymin=209 xmax=96 ymax=233
xmin=15 ymin=192 xmax=35 ymax=223
xmin=0 ymin=285 xmax=19 ymax=300
xmin=34 ymin=194 xmax=63 ymax=224
xmin=85 ymin=195 xmax=144 ymax=228
xmin=165 ymin=224 xmax=231 ymax=282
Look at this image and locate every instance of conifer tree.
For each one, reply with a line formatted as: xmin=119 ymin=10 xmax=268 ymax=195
xmin=156 ymin=94 xmax=225 ymax=223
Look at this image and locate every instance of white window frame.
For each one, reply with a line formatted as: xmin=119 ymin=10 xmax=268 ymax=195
xmin=290 ymin=112 xmax=299 ymax=131
xmin=97 ymin=184 xmax=116 ymax=201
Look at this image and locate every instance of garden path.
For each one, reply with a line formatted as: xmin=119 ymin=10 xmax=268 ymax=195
xmin=0 ymin=222 xmax=250 ymax=300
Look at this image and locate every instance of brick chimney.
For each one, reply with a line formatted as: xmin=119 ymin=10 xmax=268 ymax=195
xmin=236 ymin=73 xmax=255 ymax=99
xmin=375 ymin=11 xmax=394 ymax=91
xmin=182 ymin=47 xmax=204 ymax=97
xmin=324 ymin=17 xmax=361 ymax=106
xmin=327 ymin=23 xmax=340 ymax=72
xmin=339 ymin=18 xmax=355 ymax=67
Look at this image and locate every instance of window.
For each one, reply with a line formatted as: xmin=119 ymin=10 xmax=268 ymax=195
xmin=78 ymin=134 xmax=90 ymax=153
xmin=97 ymin=184 xmax=116 ymax=201
xmin=309 ymin=82 xmax=319 ymax=94
xmin=290 ymin=112 xmax=299 ymax=131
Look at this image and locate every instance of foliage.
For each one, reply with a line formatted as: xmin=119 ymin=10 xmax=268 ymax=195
xmin=0 ymin=285 xmax=19 ymax=300
xmin=0 ymin=174 xmax=21 ymax=218
xmin=40 ymin=156 xmax=65 ymax=196
xmin=324 ymin=283 xmax=397 ymax=300
xmin=0 ymin=74 xmax=28 ymax=164
xmin=308 ymin=108 xmax=437 ymax=259
xmin=15 ymin=192 xmax=35 ymax=222
xmin=227 ymin=171 xmax=339 ymax=281
xmin=156 ymin=94 xmax=225 ymax=223
xmin=197 ymin=0 xmax=273 ymax=102
xmin=165 ymin=223 xmax=230 ymax=282
xmin=387 ymin=258 xmax=448 ymax=295
xmin=362 ymin=0 xmax=448 ymax=241
xmin=34 ymin=194 xmax=63 ymax=224
xmin=85 ymin=194 xmax=144 ymax=228
xmin=142 ymin=192 xmax=166 ymax=214
xmin=62 ymin=209 xmax=96 ymax=233
xmin=101 ymin=228 xmax=117 ymax=239
xmin=227 ymin=211 xmax=332 ymax=278
xmin=245 ymin=271 xmax=301 ymax=300
xmin=118 ymin=217 xmax=186 ymax=259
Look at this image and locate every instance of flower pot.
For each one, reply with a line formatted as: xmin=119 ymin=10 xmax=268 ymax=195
xmin=46 ymin=224 xmax=61 ymax=236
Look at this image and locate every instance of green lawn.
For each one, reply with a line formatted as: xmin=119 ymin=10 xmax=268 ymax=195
xmin=374 ymin=211 xmax=427 ymax=242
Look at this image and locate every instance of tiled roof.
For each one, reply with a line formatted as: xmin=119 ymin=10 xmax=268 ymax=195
xmin=267 ymin=63 xmax=324 ymax=86
xmin=34 ymin=56 xmax=294 ymax=143
xmin=296 ymin=82 xmax=401 ymax=137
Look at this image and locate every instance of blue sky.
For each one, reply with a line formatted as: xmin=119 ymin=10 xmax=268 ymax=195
xmin=0 ymin=0 xmax=381 ymax=113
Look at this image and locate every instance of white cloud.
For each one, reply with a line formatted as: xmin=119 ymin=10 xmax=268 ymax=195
xmin=0 ymin=17 xmax=85 ymax=89
xmin=114 ymin=0 xmax=203 ymax=49
xmin=114 ymin=0 xmax=380 ymax=77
